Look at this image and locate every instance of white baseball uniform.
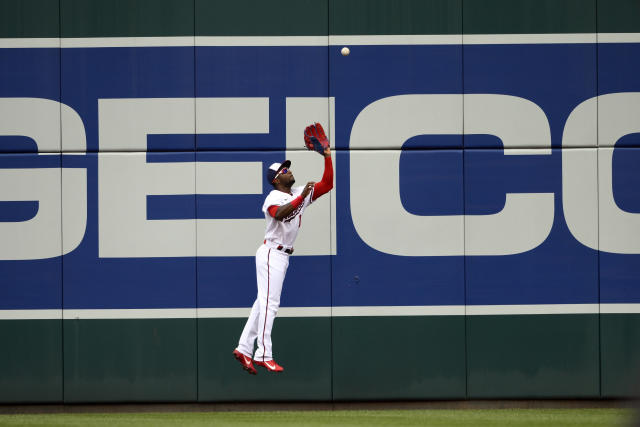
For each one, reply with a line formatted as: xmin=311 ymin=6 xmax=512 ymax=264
xmin=236 ymin=186 xmax=314 ymax=362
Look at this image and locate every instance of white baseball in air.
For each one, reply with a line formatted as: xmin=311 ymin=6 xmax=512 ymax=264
xmin=341 ymin=47 xmax=350 ymax=56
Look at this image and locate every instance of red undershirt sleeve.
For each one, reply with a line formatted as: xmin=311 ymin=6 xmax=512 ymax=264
xmin=268 ymin=196 xmax=303 ymax=219
xmin=312 ymin=156 xmax=334 ymax=201
xmin=289 ymin=195 xmax=303 ymax=209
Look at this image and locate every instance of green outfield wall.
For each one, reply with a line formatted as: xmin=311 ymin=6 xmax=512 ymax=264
xmin=0 ymin=0 xmax=639 ymax=403
xmin=2 ymin=315 xmax=638 ymax=402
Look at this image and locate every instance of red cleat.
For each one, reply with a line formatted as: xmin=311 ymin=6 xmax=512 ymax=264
xmin=233 ymin=349 xmax=257 ymax=375
xmin=254 ymin=359 xmax=284 ymax=372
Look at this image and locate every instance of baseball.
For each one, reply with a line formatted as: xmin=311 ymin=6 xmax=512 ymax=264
xmin=341 ymin=46 xmax=350 ymax=56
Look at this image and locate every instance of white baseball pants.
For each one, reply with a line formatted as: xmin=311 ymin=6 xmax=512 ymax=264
xmin=237 ymin=244 xmax=289 ymax=362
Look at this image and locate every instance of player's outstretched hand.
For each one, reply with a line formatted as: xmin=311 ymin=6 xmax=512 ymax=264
xmin=304 ymin=123 xmax=330 ymax=155
xmin=301 ymin=181 xmax=315 ymax=198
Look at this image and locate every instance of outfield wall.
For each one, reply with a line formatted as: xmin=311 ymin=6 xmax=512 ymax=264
xmin=1 ymin=0 xmax=639 ymax=402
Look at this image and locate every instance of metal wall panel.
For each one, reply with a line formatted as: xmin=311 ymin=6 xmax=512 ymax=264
xmin=62 ymin=152 xmax=197 ymax=401
xmin=597 ymin=45 xmax=640 ymax=149
xmin=0 ymin=0 xmax=59 ymax=38
xmin=194 ymin=47 xmax=328 ymax=151
xmin=464 ymin=148 xmax=599 ymax=397
xmin=597 ymin=0 xmax=640 ymax=34
xmin=0 ymin=0 xmax=63 ymax=402
xmin=0 ymin=320 xmax=62 ymax=402
xmin=601 ymin=314 xmax=640 ymax=397
xmin=62 ymin=152 xmax=196 ymax=309
xmin=597 ymin=4 xmax=640 ymax=394
xmin=330 ymin=0 xmax=461 ymax=35
xmin=463 ymin=0 xmax=595 ymax=35
xmin=196 ymin=0 xmax=327 ymax=37
xmin=329 ymin=46 xmax=463 ymax=150
xmin=60 ymin=0 xmax=193 ymax=38
xmin=333 ymin=150 xmax=464 ymax=306
xmin=0 ymin=153 xmax=63 ymax=401
xmin=463 ymin=0 xmax=600 ymax=398
xmin=63 ymin=318 xmax=197 ymax=402
xmin=599 ymin=147 xmax=640 ymax=397
xmin=466 ymin=314 xmax=599 ymax=398
xmin=0 ymin=53 xmax=61 ymax=155
xmin=60 ymin=47 xmax=196 ymax=152
xmin=328 ymin=0 xmax=465 ymax=401
xmin=58 ymin=0 xmax=198 ymax=401
xmin=464 ymin=148 xmax=598 ymax=304
xmin=331 ymin=149 xmax=465 ymax=399
xmin=462 ymin=44 xmax=597 ymax=149
xmin=0 ymin=154 xmax=62 ymax=306
xmin=333 ymin=316 xmax=466 ymax=400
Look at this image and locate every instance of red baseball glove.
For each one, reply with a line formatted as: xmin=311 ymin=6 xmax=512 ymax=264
xmin=304 ymin=123 xmax=329 ymax=154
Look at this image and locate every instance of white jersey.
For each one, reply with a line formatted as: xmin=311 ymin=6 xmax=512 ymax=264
xmin=262 ymin=186 xmax=314 ymax=248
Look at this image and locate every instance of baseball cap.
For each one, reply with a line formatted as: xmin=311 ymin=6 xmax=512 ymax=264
xmin=266 ymin=160 xmax=291 ymax=183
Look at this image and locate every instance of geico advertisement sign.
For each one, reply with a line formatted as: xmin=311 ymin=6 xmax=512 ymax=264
xmin=1 ymin=94 xmax=638 ymax=260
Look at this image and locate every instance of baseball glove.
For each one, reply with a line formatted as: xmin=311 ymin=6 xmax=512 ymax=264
xmin=304 ymin=123 xmax=329 ymax=154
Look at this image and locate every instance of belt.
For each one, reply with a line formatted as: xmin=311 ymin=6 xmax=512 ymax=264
xmin=264 ymin=240 xmax=294 ymax=254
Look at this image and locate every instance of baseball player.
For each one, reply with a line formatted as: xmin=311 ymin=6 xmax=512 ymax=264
xmin=233 ymin=123 xmax=333 ymax=374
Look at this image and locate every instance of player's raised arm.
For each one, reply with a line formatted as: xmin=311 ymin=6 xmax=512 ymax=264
xmin=303 ymin=123 xmax=333 ymax=201
xmin=312 ymin=149 xmax=332 ymax=201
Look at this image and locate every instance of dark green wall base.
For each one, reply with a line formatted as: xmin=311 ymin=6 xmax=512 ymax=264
xmin=61 ymin=0 xmax=194 ymax=37
xmin=601 ymin=314 xmax=640 ymax=398
xmin=63 ymin=319 xmax=197 ymax=402
xmin=198 ymin=317 xmax=332 ymax=401
xmin=467 ymin=314 xmax=600 ymax=398
xmin=3 ymin=0 xmax=639 ymax=38
xmin=329 ymin=0 xmax=461 ymax=36
xmin=332 ymin=316 xmax=466 ymax=400
xmin=1 ymin=313 xmax=639 ymax=402
xmin=0 ymin=320 xmax=62 ymax=403
xmin=463 ymin=0 xmax=596 ymax=34
xmin=0 ymin=0 xmax=59 ymax=38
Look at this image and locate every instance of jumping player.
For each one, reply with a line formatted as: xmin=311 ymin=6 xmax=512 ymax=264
xmin=233 ymin=123 xmax=333 ymax=374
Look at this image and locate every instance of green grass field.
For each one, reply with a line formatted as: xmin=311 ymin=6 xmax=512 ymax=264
xmin=0 ymin=409 xmax=633 ymax=427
